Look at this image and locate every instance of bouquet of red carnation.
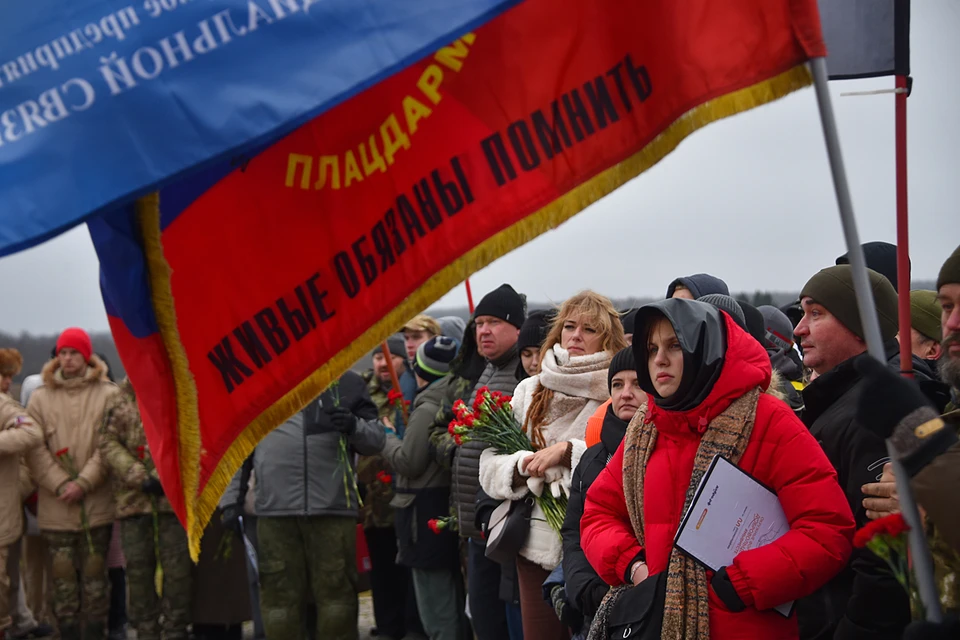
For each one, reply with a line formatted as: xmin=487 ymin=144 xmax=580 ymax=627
xmin=448 ymin=387 xmax=567 ymax=533
xmin=854 ymin=513 xmax=911 ymax=591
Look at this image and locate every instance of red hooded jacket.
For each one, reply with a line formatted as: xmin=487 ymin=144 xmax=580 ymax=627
xmin=581 ymin=314 xmax=854 ymax=639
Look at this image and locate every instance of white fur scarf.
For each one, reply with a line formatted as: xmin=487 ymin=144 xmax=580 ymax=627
xmin=513 ymin=345 xmax=613 ymax=447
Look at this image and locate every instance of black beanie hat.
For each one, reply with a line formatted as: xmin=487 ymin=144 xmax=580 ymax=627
xmin=837 ymin=241 xmax=906 ymax=293
xmin=517 ymin=309 xmax=554 ymax=352
xmin=937 ymin=244 xmax=960 ymax=291
xmin=800 ymin=265 xmax=898 ymax=341
xmin=621 ymin=309 xmax=639 ymax=335
xmin=607 ymin=347 xmax=636 ymax=393
xmin=474 ymin=284 xmax=525 ymax=328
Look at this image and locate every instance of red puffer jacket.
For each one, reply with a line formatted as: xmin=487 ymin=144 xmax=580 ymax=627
xmin=581 ymin=314 xmax=854 ymax=640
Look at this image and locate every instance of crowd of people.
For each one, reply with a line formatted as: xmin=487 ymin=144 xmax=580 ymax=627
xmin=0 ymin=240 xmax=958 ymax=640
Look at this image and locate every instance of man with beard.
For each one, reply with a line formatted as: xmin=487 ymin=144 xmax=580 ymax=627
xmin=847 ymin=244 xmax=960 ymax=637
xmin=939 ymin=245 xmax=960 ymax=412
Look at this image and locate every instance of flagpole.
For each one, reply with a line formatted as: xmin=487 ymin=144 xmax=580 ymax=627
xmin=895 ymin=74 xmax=913 ymax=378
xmin=465 ymin=278 xmax=476 ymax=314
xmin=809 ymin=58 xmax=885 ymax=363
xmin=887 ymin=443 xmax=943 ymax=623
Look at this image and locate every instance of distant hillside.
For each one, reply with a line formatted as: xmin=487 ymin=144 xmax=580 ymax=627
xmin=1 ymin=279 xmax=936 ymax=393
xmin=427 ymin=281 xmax=938 ymax=321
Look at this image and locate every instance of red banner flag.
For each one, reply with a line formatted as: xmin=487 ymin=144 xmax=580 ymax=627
xmin=104 ymin=0 xmax=825 ymax=556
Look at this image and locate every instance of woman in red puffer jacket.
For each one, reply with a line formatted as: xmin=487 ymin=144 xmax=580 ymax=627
xmin=580 ymin=298 xmax=854 ymax=639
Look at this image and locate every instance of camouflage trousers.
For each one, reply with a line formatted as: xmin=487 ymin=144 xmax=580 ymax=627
xmin=44 ymin=525 xmax=112 ymax=640
xmin=257 ymin=515 xmax=358 ymax=640
xmin=120 ymin=513 xmax=192 ymax=640
xmin=0 ymin=544 xmax=10 ymax=632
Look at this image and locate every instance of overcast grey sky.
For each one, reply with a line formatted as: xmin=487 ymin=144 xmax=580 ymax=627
xmin=1 ymin=1 xmax=957 ymax=335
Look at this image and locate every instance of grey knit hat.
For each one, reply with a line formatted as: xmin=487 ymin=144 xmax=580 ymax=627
xmin=758 ymin=305 xmax=795 ymax=355
xmin=699 ymin=294 xmax=747 ymax=330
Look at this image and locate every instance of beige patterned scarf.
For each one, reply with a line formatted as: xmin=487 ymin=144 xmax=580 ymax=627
xmin=588 ymin=388 xmax=761 ymax=640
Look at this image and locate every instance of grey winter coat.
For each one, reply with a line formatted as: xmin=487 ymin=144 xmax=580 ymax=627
xmin=222 ymin=371 xmax=385 ymax=517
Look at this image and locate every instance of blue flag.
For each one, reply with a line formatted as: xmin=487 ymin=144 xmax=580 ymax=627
xmin=0 ymin=0 xmax=518 ymax=256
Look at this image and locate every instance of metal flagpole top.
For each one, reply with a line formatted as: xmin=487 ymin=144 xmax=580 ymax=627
xmin=809 ymin=57 xmax=886 ymax=364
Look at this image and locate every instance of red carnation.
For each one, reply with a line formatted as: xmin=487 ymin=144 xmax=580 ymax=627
xmin=853 ymin=513 xmax=909 ymax=549
xmin=376 ymin=470 xmax=393 ymax=484
xmin=55 ymin=448 xmax=69 ymax=457
xmin=428 ymin=519 xmax=441 ymax=534
xmin=137 ymin=445 xmax=146 ymax=460
xmin=387 ymin=389 xmax=404 ymax=404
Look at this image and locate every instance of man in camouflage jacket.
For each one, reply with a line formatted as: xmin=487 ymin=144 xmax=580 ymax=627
xmin=100 ymin=379 xmax=192 ymax=640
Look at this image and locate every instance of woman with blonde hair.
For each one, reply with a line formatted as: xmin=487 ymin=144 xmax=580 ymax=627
xmin=479 ymin=290 xmax=627 ymax=640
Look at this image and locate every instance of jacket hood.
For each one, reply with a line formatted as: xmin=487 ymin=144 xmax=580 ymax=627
xmin=634 ymin=299 xmax=726 ymax=412
xmin=41 ymin=355 xmax=110 ymax=389
xmin=665 ymin=273 xmax=729 ymax=299
xmin=770 ymin=350 xmax=802 ymax=381
xmin=635 ymin=299 xmax=771 ymax=433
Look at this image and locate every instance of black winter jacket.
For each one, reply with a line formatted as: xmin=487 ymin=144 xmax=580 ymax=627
xmin=561 ymin=405 xmax=628 ymax=631
xmin=797 ymin=353 xmax=910 ymax=640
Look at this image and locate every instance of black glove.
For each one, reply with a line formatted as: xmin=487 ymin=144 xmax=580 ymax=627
xmin=854 ymin=356 xmax=955 ymax=472
xmin=326 ymin=406 xmax=358 ymax=435
xmin=711 ymin=567 xmax=746 ymax=612
xmin=221 ymin=504 xmax=243 ymax=537
xmin=141 ymin=477 xmax=165 ymax=497
xmin=304 ymin=400 xmax=336 ymax=436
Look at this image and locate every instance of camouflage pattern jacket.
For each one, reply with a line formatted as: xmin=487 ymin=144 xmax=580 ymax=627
xmin=100 ymin=379 xmax=171 ymax=519
xmin=358 ymin=371 xmax=400 ymax=529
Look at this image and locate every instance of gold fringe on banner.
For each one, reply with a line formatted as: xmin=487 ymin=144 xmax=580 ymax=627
xmin=138 ymin=194 xmax=204 ymax=560
xmin=140 ymin=63 xmax=813 ymax=560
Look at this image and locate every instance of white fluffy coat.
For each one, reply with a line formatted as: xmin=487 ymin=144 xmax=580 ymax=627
xmin=478 ymin=345 xmax=612 ymax=569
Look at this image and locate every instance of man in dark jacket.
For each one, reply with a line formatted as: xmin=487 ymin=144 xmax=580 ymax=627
xmin=221 ymin=370 xmax=385 ymax=640
xmin=560 ymin=348 xmax=637 ymax=635
xmin=794 ymin=265 xmax=910 ymax=639
xmin=431 ymin=284 xmax=525 ymax=640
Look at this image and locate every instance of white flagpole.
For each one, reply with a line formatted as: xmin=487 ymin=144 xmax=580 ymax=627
xmin=812 ymin=56 xmax=942 ymax=623
xmin=809 ymin=57 xmax=886 ymax=363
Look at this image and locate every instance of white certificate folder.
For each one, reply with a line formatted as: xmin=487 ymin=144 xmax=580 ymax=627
xmin=674 ymin=455 xmax=794 ymax=617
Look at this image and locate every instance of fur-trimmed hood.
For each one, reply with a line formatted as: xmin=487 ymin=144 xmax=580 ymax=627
xmin=41 ymin=354 xmax=110 ymax=389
